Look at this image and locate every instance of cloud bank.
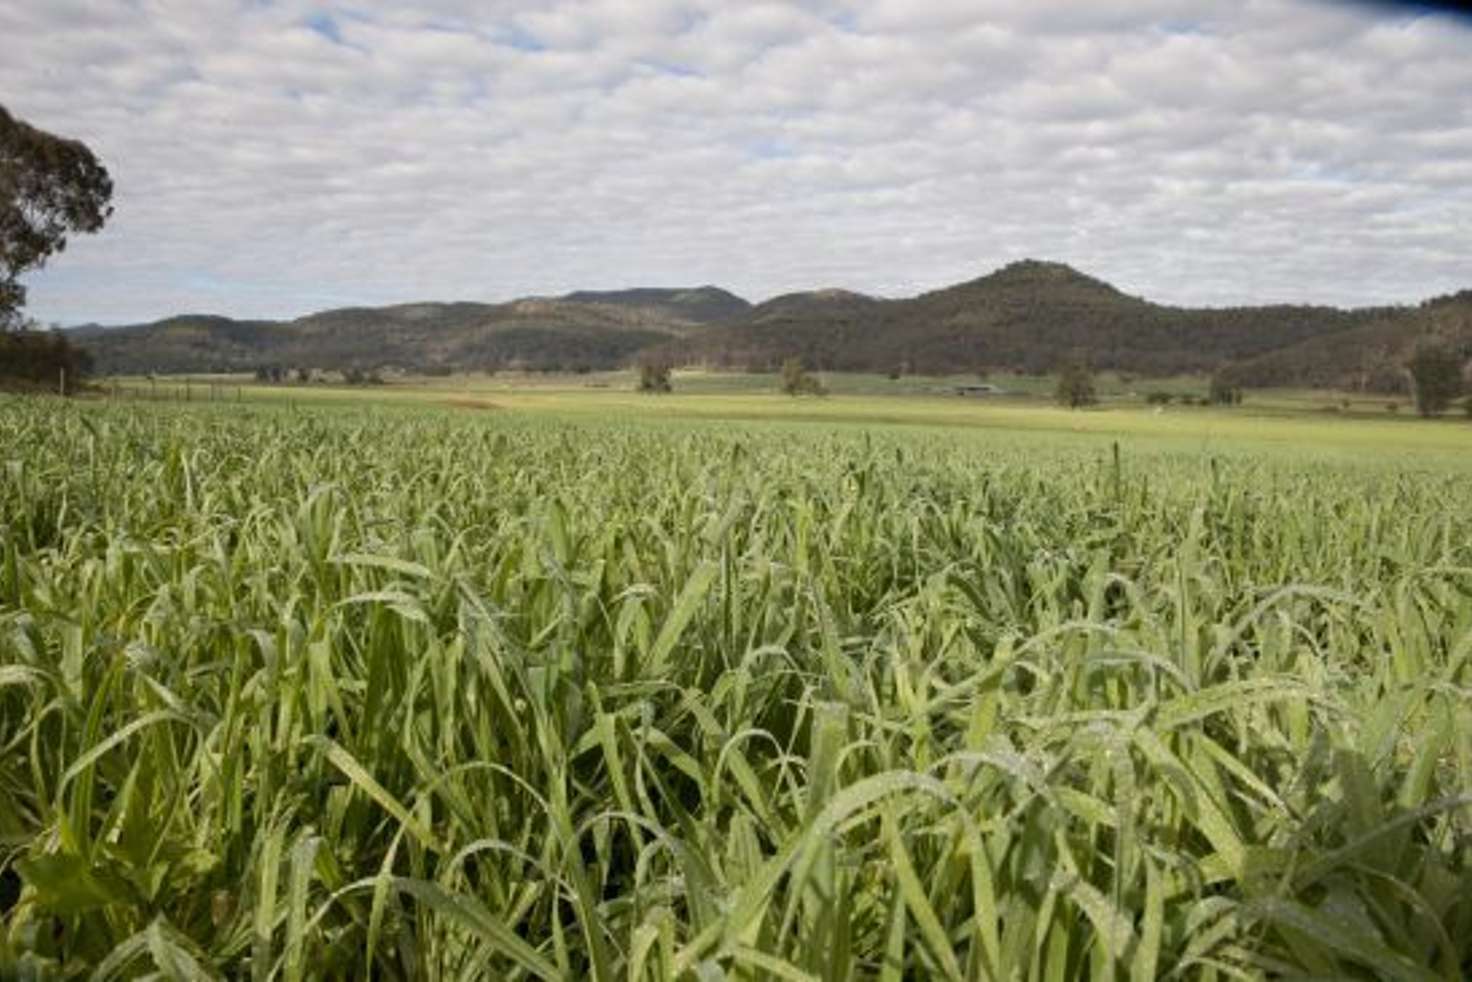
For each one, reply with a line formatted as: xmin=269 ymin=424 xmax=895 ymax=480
xmin=4 ymin=0 xmax=1470 ymax=323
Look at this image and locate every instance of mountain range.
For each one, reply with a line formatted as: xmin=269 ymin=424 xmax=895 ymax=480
xmin=73 ymin=261 xmax=1471 ymax=392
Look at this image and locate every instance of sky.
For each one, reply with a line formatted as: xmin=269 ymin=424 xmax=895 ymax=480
xmin=4 ymin=0 xmax=1471 ymax=325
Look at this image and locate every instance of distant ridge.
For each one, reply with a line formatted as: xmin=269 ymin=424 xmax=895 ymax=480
xmin=76 ymin=294 xmax=726 ymax=376
xmin=73 ymin=259 xmax=1468 ymax=391
xmin=747 ymin=288 xmax=884 ymax=322
xmin=558 ymin=286 xmax=751 ymax=324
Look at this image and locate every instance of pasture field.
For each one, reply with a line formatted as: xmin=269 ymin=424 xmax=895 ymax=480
xmin=108 ymin=369 xmax=1469 ymax=461
xmin=2 ymin=390 xmax=1472 ymax=979
xmin=110 ymin=365 xmax=1425 ymax=410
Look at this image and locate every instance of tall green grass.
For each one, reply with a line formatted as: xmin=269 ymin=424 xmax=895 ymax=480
xmin=1 ymin=397 xmax=1470 ymax=979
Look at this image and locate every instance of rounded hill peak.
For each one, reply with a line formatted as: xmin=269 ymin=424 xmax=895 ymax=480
xmin=982 ymin=259 xmax=1120 ymax=291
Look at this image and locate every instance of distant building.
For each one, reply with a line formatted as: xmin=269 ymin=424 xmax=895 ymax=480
xmin=954 ymin=383 xmax=1003 ymax=396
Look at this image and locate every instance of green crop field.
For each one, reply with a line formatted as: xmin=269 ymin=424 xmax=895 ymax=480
xmin=3 ymin=390 xmax=1471 ymax=979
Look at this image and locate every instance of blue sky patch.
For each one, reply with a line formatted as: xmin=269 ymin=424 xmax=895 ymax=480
xmin=304 ymin=12 xmax=343 ymax=44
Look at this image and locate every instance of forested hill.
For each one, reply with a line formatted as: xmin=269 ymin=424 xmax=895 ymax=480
xmin=661 ymin=261 xmax=1402 ymax=378
xmin=73 ymin=294 xmax=729 ymax=375
xmin=1219 ymin=289 xmax=1472 ymax=392
xmin=558 ymin=286 xmax=752 ymax=324
xmin=73 ymin=260 xmax=1464 ymax=388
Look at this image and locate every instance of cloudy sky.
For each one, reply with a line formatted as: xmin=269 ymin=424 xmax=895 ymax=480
xmin=4 ymin=0 xmax=1470 ymax=324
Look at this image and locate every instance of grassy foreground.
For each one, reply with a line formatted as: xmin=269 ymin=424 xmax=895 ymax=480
xmin=2 ymin=396 xmax=1471 ymax=978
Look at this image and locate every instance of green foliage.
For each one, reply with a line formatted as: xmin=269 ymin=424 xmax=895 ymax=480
xmin=1406 ymin=341 xmax=1464 ymax=417
xmin=1055 ymin=360 xmax=1097 ymax=408
xmin=1145 ymin=391 xmax=1173 ymax=405
xmin=2 ymin=400 xmax=1472 ymax=977
xmin=0 ymin=329 xmax=92 ymax=392
xmin=636 ymin=359 xmax=672 ymax=393
xmin=1209 ymin=372 xmax=1244 ymax=405
xmin=1 ymin=104 xmax=113 ymax=327
xmin=779 ymin=357 xmax=825 ymax=395
xmin=343 ymin=367 xmax=384 ymax=386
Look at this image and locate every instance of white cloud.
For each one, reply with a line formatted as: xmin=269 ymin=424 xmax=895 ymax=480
xmin=2 ymin=0 xmax=1469 ymax=324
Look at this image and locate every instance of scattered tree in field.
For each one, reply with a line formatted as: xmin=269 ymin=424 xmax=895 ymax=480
xmin=343 ymin=367 xmax=384 ymax=386
xmin=1 ymin=104 xmax=113 ymax=329
xmin=637 ymin=359 xmax=672 ymax=393
xmin=1055 ymin=360 xmax=1096 ymax=408
xmin=1208 ymin=372 xmax=1244 ymax=406
xmin=1405 ymin=341 xmax=1463 ymax=417
xmin=780 ymin=357 xmax=825 ymax=396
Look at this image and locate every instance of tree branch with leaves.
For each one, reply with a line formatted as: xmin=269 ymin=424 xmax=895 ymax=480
xmin=1 ymin=104 xmax=113 ymax=329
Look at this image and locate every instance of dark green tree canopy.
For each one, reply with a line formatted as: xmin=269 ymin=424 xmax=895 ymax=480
xmin=1 ymin=104 xmax=113 ymax=327
xmin=779 ymin=356 xmax=825 ymax=396
xmin=637 ymin=358 xmax=672 ymax=393
xmin=1055 ymin=359 xmax=1097 ymax=408
xmin=1405 ymin=341 xmax=1464 ymax=417
xmin=1209 ymin=371 xmax=1243 ymax=406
